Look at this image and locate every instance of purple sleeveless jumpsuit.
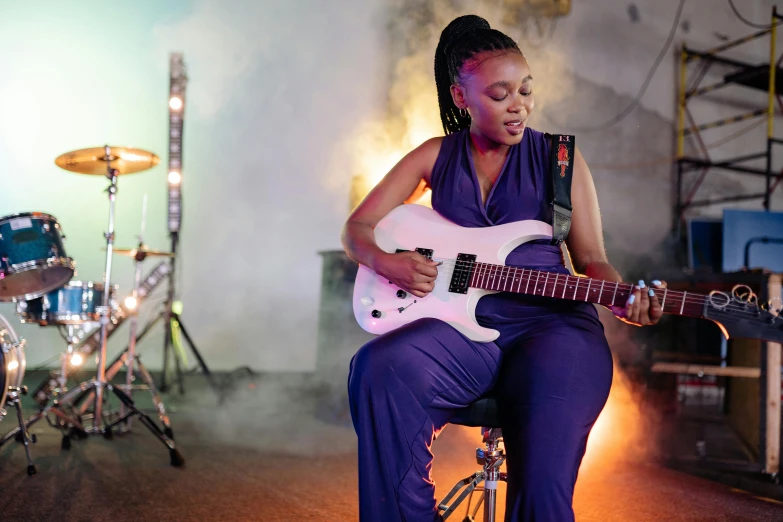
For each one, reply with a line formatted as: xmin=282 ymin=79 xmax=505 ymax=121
xmin=348 ymin=127 xmax=613 ymax=522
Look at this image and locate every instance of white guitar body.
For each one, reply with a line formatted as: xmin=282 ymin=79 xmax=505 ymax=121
xmin=352 ymin=204 xmax=553 ymax=342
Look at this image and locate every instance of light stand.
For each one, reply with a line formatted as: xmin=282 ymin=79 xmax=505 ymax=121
xmin=157 ymin=52 xmax=221 ymax=398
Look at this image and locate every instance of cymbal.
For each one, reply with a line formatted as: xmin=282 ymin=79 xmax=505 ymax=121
xmin=113 ymin=247 xmax=175 ymax=258
xmin=55 ymin=146 xmax=160 ymax=175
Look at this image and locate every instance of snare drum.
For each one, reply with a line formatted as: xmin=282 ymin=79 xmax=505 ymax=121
xmin=0 ymin=314 xmax=26 ymax=418
xmin=0 ymin=213 xmax=75 ymax=302
xmin=17 ymin=281 xmax=116 ymax=326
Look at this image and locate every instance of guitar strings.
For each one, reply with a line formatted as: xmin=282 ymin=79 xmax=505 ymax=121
xmin=421 ymin=257 xmax=778 ymax=319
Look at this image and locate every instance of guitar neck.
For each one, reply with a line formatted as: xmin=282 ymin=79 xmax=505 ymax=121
xmin=467 ymin=263 xmax=705 ymax=317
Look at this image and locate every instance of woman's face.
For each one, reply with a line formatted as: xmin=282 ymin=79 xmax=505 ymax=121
xmin=451 ymin=51 xmax=534 ymax=147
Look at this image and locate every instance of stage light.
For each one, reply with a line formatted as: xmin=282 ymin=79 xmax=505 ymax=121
xmin=7 ymin=360 xmax=18 ymax=372
xmin=70 ymin=353 xmax=84 ymax=367
xmin=124 ymin=296 xmax=138 ymax=310
xmin=167 ymin=53 xmax=187 ymax=234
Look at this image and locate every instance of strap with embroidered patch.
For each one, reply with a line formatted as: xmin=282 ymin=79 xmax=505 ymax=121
xmin=548 ymin=134 xmax=575 ymax=246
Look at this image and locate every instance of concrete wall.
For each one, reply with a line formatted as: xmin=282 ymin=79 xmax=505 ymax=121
xmin=377 ymin=0 xmax=783 ymax=275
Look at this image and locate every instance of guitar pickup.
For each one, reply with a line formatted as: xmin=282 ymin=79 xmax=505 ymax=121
xmin=449 ymin=253 xmax=476 ymax=294
xmin=395 ymin=248 xmax=434 ymax=261
xmin=416 ymin=248 xmax=433 ymax=260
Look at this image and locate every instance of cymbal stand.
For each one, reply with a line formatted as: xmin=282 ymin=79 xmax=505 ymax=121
xmin=52 ymin=147 xmax=183 ymax=465
xmin=113 ymin=213 xmax=173 ymax=436
xmin=118 ymin=197 xmax=147 ymax=429
xmin=74 ymin=313 xmax=172 ymax=437
xmin=91 ymin=152 xmax=118 ymax=432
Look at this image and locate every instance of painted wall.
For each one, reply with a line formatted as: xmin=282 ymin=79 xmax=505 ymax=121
xmin=0 ymin=0 xmax=780 ymax=372
xmin=0 ymin=0 xmax=388 ymax=371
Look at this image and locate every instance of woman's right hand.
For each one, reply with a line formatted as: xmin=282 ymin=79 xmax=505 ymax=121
xmin=374 ymin=251 xmax=441 ymax=298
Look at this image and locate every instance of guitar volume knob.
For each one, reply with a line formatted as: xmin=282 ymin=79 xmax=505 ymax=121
xmin=396 ymin=290 xmax=407 ymax=299
xmin=371 ymin=310 xmax=382 ymax=319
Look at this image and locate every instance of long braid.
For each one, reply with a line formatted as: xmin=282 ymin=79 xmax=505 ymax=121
xmin=434 ymin=15 xmax=523 ymax=135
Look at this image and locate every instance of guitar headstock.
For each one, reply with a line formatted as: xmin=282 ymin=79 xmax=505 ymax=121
xmin=703 ymin=285 xmax=783 ymax=344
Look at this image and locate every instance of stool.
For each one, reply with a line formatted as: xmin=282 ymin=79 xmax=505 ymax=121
xmin=438 ymin=397 xmax=506 ymax=522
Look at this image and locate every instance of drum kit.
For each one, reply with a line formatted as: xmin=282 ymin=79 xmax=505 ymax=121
xmin=0 ymin=145 xmax=185 ymax=475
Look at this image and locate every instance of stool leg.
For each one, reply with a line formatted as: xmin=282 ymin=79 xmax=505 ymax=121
xmin=484 ymin=487 xmax=496 ymax=522
xmin=484 ymin=440 xmax=498 ymax=522
xmin=482 ymin=428 xmax=505 ymax=522
xmin=468 ymin=491 xmax=484 ymax=520
xmin=439 ymin=471 xmax=484 ymax=519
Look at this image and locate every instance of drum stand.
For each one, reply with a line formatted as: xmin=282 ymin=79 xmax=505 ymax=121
xmin=72 ymin=242 xmax=173 ymax=437
xmin=4 ymin=386 xmax=37 ymax=476
xmin=0 ymin=325 xmax=88 ymax=468
xmin=4 ymin=152 xmax=184 ymax=466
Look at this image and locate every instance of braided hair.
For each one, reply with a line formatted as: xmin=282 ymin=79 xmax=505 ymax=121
xmin=434 ymin=15 xmax=523 ymax=135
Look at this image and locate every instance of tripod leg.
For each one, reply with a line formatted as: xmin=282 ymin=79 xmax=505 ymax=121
xmin=0 ymin=380 xmax=91 ymax=449
xmin=75 ymin=350 xmax=126 ymax=416
xmin=160 ymin=313 xmax=172 ymax=393
xmin=1 ymin=412 xmax=41 ymax=449
xmin=107 ymin=384 xmax=184 ymax=467
xmin=134 ymin=355 xmax=174 ymax=439
xmin=12 ymin=398 xmax=36 ymax=476
xmin=48 ymin=407 xmax=87 ymax=434
xmin=173 ymin=332 xmax=185 ymax=395
xmin=173 ymin=314 xmax=222 ymax=399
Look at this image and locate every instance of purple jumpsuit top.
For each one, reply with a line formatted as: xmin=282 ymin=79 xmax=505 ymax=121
xmin=430 ymin=127 xmax=603 ymax=350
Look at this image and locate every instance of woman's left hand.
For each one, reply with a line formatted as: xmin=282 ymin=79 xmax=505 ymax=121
xmin=610 ymin=280 xmax=667 ymax=326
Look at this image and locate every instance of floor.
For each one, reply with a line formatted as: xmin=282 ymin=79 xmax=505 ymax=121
xmin=0 ymin=371 xmax=781 ymax=521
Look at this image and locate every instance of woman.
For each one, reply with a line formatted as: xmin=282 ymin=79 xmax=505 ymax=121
xmin=342 ymin=14 xmax=663 ymax=522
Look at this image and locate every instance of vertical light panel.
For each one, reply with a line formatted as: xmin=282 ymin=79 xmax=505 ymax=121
xmin=168 ymin=53 xmax=187 ymax=234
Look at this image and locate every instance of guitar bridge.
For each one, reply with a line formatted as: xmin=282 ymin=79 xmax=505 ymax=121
xmin=449 ymin=253 xmax=476 ymax=294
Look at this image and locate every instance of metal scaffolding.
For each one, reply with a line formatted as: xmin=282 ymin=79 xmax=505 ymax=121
xmin=676 ymin=6 xmax=783 ymax=227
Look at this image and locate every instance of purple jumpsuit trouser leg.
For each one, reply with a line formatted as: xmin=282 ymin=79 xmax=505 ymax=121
xmin=348 ymin=312 xmax=612 ymax=522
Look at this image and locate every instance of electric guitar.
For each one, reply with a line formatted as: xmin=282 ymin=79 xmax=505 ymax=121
xmin=352 ymin=204 xmax=783 ymax=344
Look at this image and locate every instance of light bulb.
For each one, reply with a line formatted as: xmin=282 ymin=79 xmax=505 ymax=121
xmin=70 ymin=353 xmax=84 ymax=367
xmin=124 ymin=296 xmax=138 ymax=310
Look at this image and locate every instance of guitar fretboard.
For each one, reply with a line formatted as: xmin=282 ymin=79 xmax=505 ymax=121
xmin=461 ymin=262 xmax=704 ymax=317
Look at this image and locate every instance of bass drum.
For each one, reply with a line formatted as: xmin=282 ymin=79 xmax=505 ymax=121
xmin=0 ymin=313 xmax=26 ymax=418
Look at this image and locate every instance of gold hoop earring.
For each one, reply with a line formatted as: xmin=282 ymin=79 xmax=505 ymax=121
xmin=459 ymin=108 xmax=467 ymax=118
